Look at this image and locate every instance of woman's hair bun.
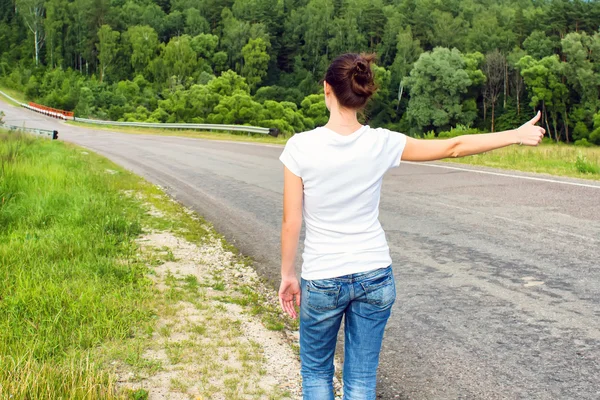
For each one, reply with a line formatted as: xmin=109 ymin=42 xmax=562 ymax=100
xmin=355 ymin=59 xmax=369 ymax=74
xmin=324 ymin=53 xmax=377 ymax=109
xmin=350 ymin=54 xmax=376 ymax=97
xmin=325 ymin=53 xmax=377 ymax=110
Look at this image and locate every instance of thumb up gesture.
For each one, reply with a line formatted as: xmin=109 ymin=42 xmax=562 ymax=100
xmin=515 ymin=111 xmax=546 ymax=146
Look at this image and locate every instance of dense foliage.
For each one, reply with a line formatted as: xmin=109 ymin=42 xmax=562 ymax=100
xmin=2 ymin=0 xmax=600 ymax=142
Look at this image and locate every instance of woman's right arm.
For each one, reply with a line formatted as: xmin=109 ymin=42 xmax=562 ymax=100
xmin=279 ymin=166 xmax=303 ymax=318
xmin=401 ymin=112 xmax=545 ymax=162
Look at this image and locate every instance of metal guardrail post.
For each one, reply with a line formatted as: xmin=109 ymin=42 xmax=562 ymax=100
xmin=3 ymin=124 xmax=57 ymax=139
xmin=73 ymin=117 xmax=278 ymax=136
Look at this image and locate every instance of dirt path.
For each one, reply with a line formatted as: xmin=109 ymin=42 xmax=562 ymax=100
xmin=115 ymin=198 xmax=303 ymax=399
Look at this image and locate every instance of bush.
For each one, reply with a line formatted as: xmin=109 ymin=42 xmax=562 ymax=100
xmin=494 ymin=101 xmax=529 ymax=132
xmin=574 ymin=138 xmax=594 ymax=147
xmin=437 ymin=124 xmax=481 ymax=138
xmin=589 ymin=128 xmax=600 ymax=145
xmin=572 ymin=121 xmax=590 ymax=141
xmin=25 ymin=75 xmax=40 ymax=99
xmin=258 ymin=119 xmax=294 ymax=135
xmin=300 ymin=94 xmax=328 ymax=127
xmin=541 ymin=137 xmax=554 ymax=145
xmin=255 ymin=86 xmax=304 ymax=105
xmin=575 ymin=153 xmax=600 ymax=174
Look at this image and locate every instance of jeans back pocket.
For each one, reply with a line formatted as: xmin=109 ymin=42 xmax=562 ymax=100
xmin=360 ymin=270 xmax=396 ymax=308
xmin=306 ymin=279 xmax=341 ymax=311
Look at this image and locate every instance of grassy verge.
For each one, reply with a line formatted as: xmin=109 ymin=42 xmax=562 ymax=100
xmin=0 ymin=85 xmax=27 ymax=106
xmin=444 ymin=143 xmax=600 ymax=180
xmin=0 ymin=130 xmax=298 ymax=398
xmin=67 ymin=120 xmax=289 ymax=145
xmin=0 ymin=130 xmax=154 ymax=398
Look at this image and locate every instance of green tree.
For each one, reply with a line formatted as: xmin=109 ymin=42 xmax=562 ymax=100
xmin=184 ymin=8 xmax=210 ymax=36
xmin=403 ymin=47 xmax=476 ymax=134
xmin=220 ymin=8 xmax=268 ymax=73
xmin=163 ymin=10 xmax=185 ymax=38
xmin=517 ymin=55 xmax=568 ymax=142
xmin=212 ymin=51 xmax=229 ymax=74
xmin=467 ymin=12 xmax=516 ymax=54
xmin=96 ymin=25 xmax=120 ymax=82
xmin=561 ymin=32 xmax=600 ymax=120
xmin=483 ymin=50 xmax=505 ymax=132
xmin=377 ymin=6 xmax=405 ymax=65
xmin=391 ymin=26 xmax=422 ymax=108
xmin=16 ymin=0 xmax=45 ymax=65
xmin=300 ymin=94 xmax=328 ymax=127
xmin=427 ymin=10 xmax=468 ymax=49
xmin=508 ymin=47 xmax=527 ymax=116
xmin=162 ymin=35 xmax=197 ymax=85
xmin=242 ymin=38 xmax=270 ymax=90
xmin=208 ymin=91 xmax=263 ymax=125
xmin=327 ymin=0 xmax=368 ymax=56
xmin=523 ymin=30 xmax=555 ymax=59
xmin=124 ymin=25 xmax=158 ymax=74
xmin=191 ymin=33 xmax=219 ymax=60
xmin=299 ymin=0 xmax=334 ymax=75
xmin=207 ymin=70 xmax=249 ymax=96
xmin=68 ymin=0 xmax=96 ymax=73
xmin=45 ymin=0 xmax=69 ymax=68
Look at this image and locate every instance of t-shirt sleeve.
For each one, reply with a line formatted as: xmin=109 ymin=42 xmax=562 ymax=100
xmin=385 ymin=129 xmax=408 ymax=169
xmin=279 ymin=137 xmax=302 ymax=177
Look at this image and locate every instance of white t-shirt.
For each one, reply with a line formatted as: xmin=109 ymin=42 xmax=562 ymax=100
xmin=279 ymin=125 xmax=407 ymax=280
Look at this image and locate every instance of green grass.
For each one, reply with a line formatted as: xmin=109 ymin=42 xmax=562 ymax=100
xmin=445 ymin=143 xmax=600 ymax=180
xmin=0 ymin=85 xmax=27 ymax=105
xmin=0 ymin=129 xmax=301 ymax=398
xmin=0 ymin=130 xmax=156 ymax=398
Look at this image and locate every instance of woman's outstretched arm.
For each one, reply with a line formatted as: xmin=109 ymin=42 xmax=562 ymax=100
xmin=279 ymin=166 xmax=303 ymax=318
xmin=401 ymin=111 xmax=545 ymax=162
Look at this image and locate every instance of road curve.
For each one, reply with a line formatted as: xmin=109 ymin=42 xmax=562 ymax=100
xmin=2 ymin=99 xmax=599 ymax=400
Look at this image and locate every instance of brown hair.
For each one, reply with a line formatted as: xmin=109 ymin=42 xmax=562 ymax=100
xmin=324 ymin=53 xmax=377 ymax=110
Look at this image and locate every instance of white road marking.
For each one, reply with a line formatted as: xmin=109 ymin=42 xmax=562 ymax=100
xmin=405 ymin=161 xmax=600 ymax=190
xmin=524 ymin=281 xmax=545 ymax=287
xmin=522 ymin=278 xmax=545 ymax=287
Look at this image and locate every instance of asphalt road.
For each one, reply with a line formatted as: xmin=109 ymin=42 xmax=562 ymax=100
xmin=2 ymin=100 xmax=599 ymax=400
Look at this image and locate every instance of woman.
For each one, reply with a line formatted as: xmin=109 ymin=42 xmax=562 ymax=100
xmin=278 ymin=53 xmax=544 ymax=400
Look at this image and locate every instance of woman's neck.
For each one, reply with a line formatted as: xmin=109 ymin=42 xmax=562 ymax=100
xmin=324 ymin=107 xmax=362 ymax=135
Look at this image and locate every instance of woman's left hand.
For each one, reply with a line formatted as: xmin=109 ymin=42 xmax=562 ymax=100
xmin=515 ymin=111 xmax=546 ymax=146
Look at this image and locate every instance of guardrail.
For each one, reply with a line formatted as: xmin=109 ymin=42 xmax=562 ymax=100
xmin=27 ymin=102 xmax=74 ymax=120
xmin=0 ymin=90 xmax=280 ymax=136
xmin=73 ymin=117 xmax=279 ymax=137
xmin=0 ymin=90 xmax=25 ymax=106
xmin=3 ymin=124 xmax=58 ymax=140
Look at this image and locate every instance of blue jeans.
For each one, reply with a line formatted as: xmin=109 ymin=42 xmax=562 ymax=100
xmin=300 ymin=266 xmax=396 ymax=400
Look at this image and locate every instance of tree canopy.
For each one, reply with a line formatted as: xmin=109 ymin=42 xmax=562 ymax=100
xmin=2 ymin=0 xmax=600 ymax=142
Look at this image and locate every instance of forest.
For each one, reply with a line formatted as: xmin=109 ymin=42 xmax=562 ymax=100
xmin=1 ymin=0 xmax=600 ymax=143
